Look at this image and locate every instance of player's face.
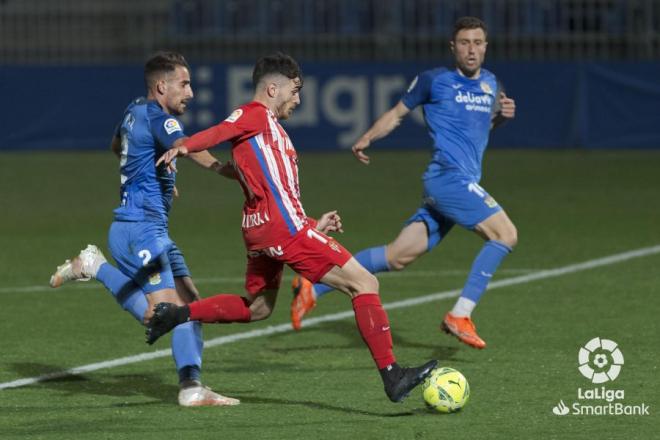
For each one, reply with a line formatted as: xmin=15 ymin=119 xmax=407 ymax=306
xmin=276 ymin=77 xmax=302 ymax=120
xmin=451 ymin=28 xmax=488 ymax=78
xmin=163 ymin=66 xmax=194 ymax=115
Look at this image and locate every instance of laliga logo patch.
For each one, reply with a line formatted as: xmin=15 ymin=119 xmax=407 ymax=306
xmin=480 ymin=81 xmax=493 ymax=94
xmin=164 ymin=118 xmax=182 ymax=135
xmin=224 ymin=108 xmax=243 ymax=123
xmin=578 ymin=337 xmax=624 ymax=383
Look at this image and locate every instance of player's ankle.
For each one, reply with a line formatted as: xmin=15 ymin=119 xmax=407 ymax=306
xmin=379 ymin=362 xmax=402 ymax=384
xmin=176 ymin=305 xmax=192 ymax=323
xmin=179 ymin=379 xmax=201 ymax=389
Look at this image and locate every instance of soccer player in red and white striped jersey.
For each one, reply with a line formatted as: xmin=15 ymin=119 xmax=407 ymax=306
xmin=150 ymin=53 xmax=437 ymax=403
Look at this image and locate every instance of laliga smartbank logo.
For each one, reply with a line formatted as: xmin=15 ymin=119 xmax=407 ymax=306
xmin=551 ymin=337 xmax=650 ymax=417
xmin=578 ymin=337 xmax=624 ymax=383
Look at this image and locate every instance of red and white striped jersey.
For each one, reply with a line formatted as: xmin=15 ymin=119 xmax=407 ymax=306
xmin=184 ymin=101 xmax=316 ymax=250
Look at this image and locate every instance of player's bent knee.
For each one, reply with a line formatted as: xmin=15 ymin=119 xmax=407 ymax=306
xmin=356 ymin=271 xmax=379 ymax=294
xmin=487 ymin=219 xmax=518 ymax=248
xmin=500 ymin=223 xmax=518 ymax=248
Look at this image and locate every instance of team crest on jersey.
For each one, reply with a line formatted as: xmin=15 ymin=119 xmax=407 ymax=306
xmin=224 ymin=108 xmax=243 ymax=123
xmin=407 ymin=76 xmax=419 ymax=93
xmin=480 ymin=82 xmax=493 ymax=95
xmin=328 ymin=239 xmax=341 ymax=253
xmin=484 ymin=196 xmax=499 ymax=208
xmin=164 ymin=118 xmax=182 ymax=135
xmin=148 ymin=273 xmax=162 ymax=286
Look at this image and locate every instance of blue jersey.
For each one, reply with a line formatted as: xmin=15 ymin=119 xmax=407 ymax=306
xmin=401 ymin=67 xmax=502 ymax=181
xmin=113 ymin=98 xmax=185 ymax=224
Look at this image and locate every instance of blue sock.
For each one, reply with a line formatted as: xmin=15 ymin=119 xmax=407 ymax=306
xmin=460 ymin=240 xmax=512 ymax=303
xmin=314 ymin=245 xmax=390 ymax=298
xmin=96 ymin=262 xmax=148 ymax=322
xmin=173 ymin=321 xmax=203 ymax=384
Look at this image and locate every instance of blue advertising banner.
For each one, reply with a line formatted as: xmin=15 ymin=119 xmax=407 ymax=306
xmin=1 ymin=62 xmax=659 ymax=150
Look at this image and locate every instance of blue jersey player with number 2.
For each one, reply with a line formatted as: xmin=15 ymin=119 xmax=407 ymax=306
xmin=50 ymin=52 xmax=238 ymax=406
xmin=291 ymin=17 xmax=517 ymax=349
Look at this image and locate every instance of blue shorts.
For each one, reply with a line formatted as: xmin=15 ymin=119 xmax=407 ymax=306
xmin=107 ymin=221 xmax=191 ymax=294
xmin=405 ymin=173 xmax=502 ymax=251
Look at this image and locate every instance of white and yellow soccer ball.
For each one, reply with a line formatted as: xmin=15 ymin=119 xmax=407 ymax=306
xmin=422 ymin=367 xmax=470 ymax=413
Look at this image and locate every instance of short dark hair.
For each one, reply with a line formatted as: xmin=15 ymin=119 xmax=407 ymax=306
xmin=452 ymin=16 xmax=487 ymax=40
xmin=144 ymin=51 xmax=190 ymax=89
xmin=252 ymin=52 xmax=302 ymax=88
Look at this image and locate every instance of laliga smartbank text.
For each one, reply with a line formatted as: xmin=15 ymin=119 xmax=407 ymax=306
xmin=571 ymin=386 xmax=649 ymax=416
xmin=551 ymin=337 xmax=650 ymax=417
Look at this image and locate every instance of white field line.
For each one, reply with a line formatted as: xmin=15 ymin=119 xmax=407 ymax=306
xmin=1 ymin=244 xmax=659 ymax=391
xmin=0 ymin=269 xmax=537 ymax=294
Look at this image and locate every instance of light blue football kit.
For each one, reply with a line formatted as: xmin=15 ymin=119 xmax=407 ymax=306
xmin=94 ymin=97 xmax=203 ymax=382
xmin=314 ymin=67 xmax=512 ymax=307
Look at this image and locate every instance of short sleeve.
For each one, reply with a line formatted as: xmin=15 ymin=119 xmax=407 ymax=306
xmin=401 ymin=70 xmax=435 ymax=110
xmin=148 ymin=106 xmax=186 ymax=148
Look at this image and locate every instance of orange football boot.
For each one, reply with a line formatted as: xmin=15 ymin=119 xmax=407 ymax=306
xmin=441 ymin=312 xmax=487 ymax=349
xmin=290 ymin=275 xmax=316 ymax=330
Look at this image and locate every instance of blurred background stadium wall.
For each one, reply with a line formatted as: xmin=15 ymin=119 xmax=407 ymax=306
xmin=1 ymin=0 xmax=659 ymax=150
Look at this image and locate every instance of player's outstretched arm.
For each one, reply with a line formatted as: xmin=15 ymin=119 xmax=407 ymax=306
xmin=187 ymin=150 xmax=238 ymax=180
xmin=351 ymin=101 xmax=410 ymax=165
xmin=156 ymin=145 xmax=189 ymax=173
xmin=316 ymin=210 xmax=344 ymax=234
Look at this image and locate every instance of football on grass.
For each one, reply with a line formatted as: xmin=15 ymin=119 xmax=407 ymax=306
xmin=421 ymin=367 xmax=470 ymax=413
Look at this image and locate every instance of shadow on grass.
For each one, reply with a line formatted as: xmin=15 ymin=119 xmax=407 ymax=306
xmin=238 ymin=394 xmax=416 ymax=418
xmin=268 ymin=320 xmax=461 ymax=362
xmin=9 ymin=362 xmax=177 ymax=404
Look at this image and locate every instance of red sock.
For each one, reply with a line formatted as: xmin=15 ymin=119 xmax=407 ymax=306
xmin=352 ymin=293 xmax=396 ymax=369
xmin=188 ymin=294 xmax=251 ymax=323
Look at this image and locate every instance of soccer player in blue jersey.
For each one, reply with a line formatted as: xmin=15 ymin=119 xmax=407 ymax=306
xmin=291 ymin=17 xmax=517 ymax=349
xmin=50 ymin=51 xmax=238 ymax=406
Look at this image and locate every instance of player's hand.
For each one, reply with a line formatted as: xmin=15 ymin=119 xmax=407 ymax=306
xmin=499 ymin=92 xmax=515 ymax=119
xmin=156 ymin=146 xmax=189 ymax=173
xmin=351 ymin=137 xmax=371 ymax=165
xmin=173 ymin=186 xmax=179 ymax=198
xmin=316 ymin=210 xmax=343 ymax=234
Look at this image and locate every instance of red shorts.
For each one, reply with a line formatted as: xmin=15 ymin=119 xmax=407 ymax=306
xmin=244 ymin=226 xmax=352 ymax=295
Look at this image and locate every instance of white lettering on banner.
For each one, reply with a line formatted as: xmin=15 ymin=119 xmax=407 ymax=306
xmin=225 ymin=67 xmax=427 ymax=148
xmin=227 ymin=66 xmax=254 ymax=111
xmin=286 ymin=77 xmax=319 ymax=127
xmin=321 ymin=76 xmax=368 ymax=147
xmin=374 ymin=77 xmax=406 ymax=118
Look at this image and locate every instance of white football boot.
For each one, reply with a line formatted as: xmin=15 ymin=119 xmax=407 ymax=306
xmin=49 ymin=244 xmax=107 ymax=288
xmin=178 ymin=384 xmax=240 ymax=407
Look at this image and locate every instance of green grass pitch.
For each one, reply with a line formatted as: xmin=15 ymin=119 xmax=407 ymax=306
xmin=0 ymin=149 xmax=658 ymax=439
